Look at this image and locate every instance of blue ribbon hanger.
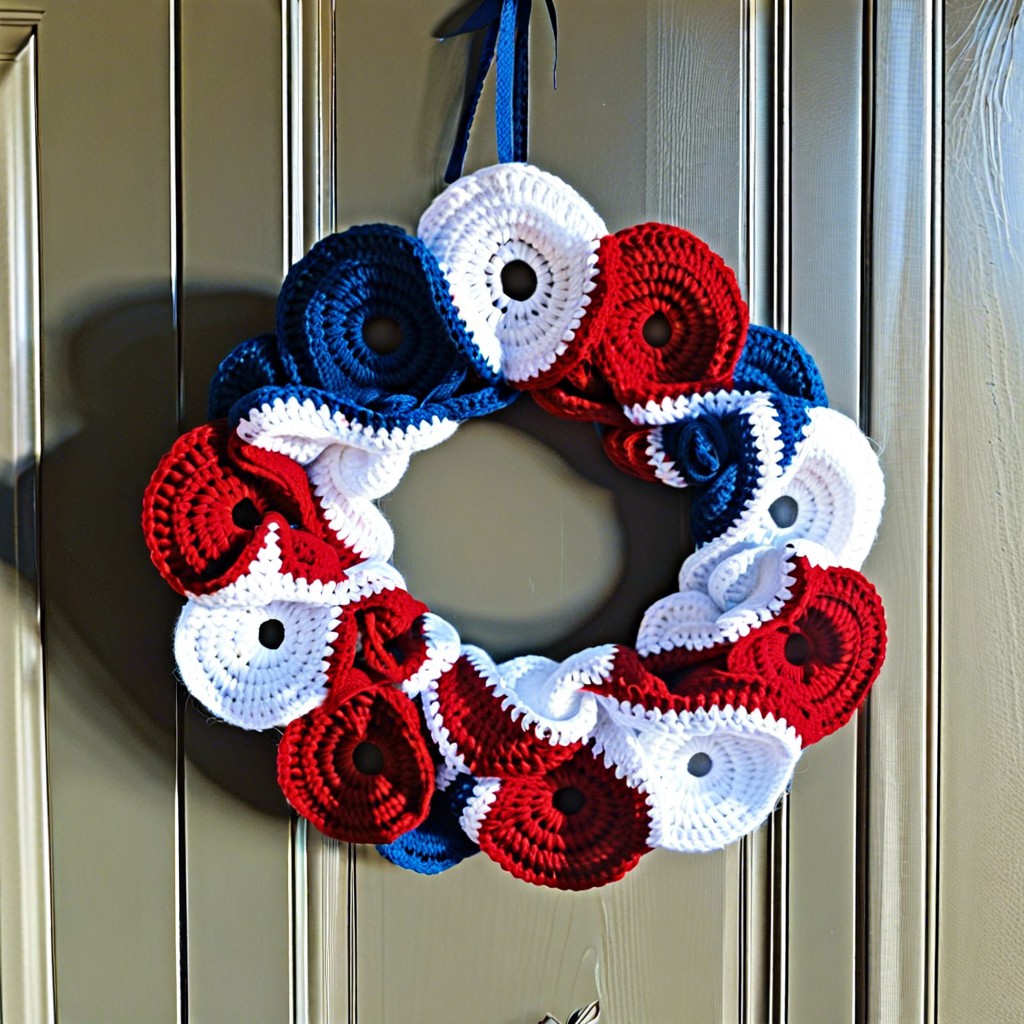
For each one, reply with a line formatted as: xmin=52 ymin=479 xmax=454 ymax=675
xmin=438 ymin=0 xmax=558 ymax=183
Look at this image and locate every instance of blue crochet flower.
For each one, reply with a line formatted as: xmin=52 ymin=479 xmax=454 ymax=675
xmin=659 ymin=397 xmax=783 ymax=544
xmin=209 ymin=224 xmax=516 ymax=447
xmin=733 ymin=324 xmax=828 ymax=465
xmin=376 ymin=774 xmax=479 ymax=875
xmin=603 ymin=388 xmax=798 ymax=546
xmin=208 ymin=333 xmax=283 ymax=420
xmin=646 ymin=327 xmax=828 ymax=544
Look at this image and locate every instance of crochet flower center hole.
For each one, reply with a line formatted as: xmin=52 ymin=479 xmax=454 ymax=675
xmin=362 ymin=315 xmax=404 ymax=354
xmin=231 ymin=497 xmax=263 ymax=530
xmin=641 ymin=310 xmax=673 ymax=348
xmin=768 ymin=494 xmax=799 ymax=527
xmin=500 ymin=259 xmax=538 ymax=301
xmin=784 ymin=632 xmax=812 ymax=666
xmin=352 ymin=741 xmax=385 ymax=776
xmin=687 ymin=752 xmax=713 ymax=778
xmin=552 ymin=785 xmax=586 ymax=815
xmin=258 ymin=619 xmax=286 ymax=650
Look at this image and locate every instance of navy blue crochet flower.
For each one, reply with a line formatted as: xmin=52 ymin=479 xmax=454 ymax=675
xmin=733 ymin=324 xmax=828 ymax=465
xmin=376 ymin=773 xmax=479 ymax=875
xmin=208 ymin=334 xmax=284 ymax=420
xmin=600 ymin=325 xmax=831 ymax=545
xmin=209 ymin=224 xmax=516 ymax=445
xmin=660 ymin=402 xmax=780 ymax=544
xmin=601 ymin=391 xmax=794 ymax=545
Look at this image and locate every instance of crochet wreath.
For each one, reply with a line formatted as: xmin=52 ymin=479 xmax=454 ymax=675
xmin=142 ymin=162 xmax=886 ymax=891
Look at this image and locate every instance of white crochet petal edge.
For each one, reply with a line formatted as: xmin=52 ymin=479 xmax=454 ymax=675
xmin=236 ymin=395 xmax=459 ymax=459
xmin=399 ymin=613 xmax=462 ymax=698
xmin=459 ymin=777 xmax=502 ymax=844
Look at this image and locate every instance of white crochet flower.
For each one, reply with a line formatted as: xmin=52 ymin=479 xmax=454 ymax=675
xmin=418 ymin=163 xmax=606 ymax=383
xmin=174 ymin=523 xmax=407 ymax=729
xmin=593 ymin=702 xmax=800 ymax=852
xmin=636 ymin=543 xmax=798 ymax=654
xmin=175 ymin=596 xmax=342 ymax=731
xmin=697 ymin=407 xmax=885 ymax=571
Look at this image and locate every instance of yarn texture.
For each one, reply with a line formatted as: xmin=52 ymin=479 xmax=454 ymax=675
xmin=142 ymin=162 xmax=887 ymax=891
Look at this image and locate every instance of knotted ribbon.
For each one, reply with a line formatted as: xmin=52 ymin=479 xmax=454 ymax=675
xmin=439 ymin=0 xmax=558 ymax=183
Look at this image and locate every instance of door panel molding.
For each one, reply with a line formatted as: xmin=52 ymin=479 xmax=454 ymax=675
xmin=863 ymin=1 xmax=942 ymax=1021
xmin=0 ymin=18 xmax=54 ymax=1024
xmin=177 ymin=2 xmax=295 ymax=1020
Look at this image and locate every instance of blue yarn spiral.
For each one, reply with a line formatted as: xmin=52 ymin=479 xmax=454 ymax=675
xmin=662 ymin=402 xmax=780 ymax=545
xmin=208 ymin=224 xmax=517 ymax=433
xmin=733 ymin=324 xmax=828 ymax=466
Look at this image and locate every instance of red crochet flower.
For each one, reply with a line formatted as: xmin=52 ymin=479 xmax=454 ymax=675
xmin=530 ymin=226 xmax=748 ymax=423
xmin=425 ymin=652 xmax=583 ymax=777
xmin=637 ymin=560 xmax=886 ymax=744
xmin=639 ymin=641 xmax=732 ymax=693
xmin=600 ymin=425 xmax=660 ymax=482
xmin=581 ymin=645 xmax=771 ymax=721
xmin=142 ymin=420 xmax=359 ymax=595
xmin=277 ymin=672 xmax=434 ymax=843
xmin=346 ymin=587 xmax=431 ymax=685
xmin=474 ymin=746 xmax=652 ymax=890
xmin=727 ymin=562 xmax=886 ymax=745
xmin=595 ymin=224 xmax=748 ymax=408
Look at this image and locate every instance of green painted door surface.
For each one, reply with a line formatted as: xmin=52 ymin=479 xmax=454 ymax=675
xmin=1 ymin=2 xmax=1021 ymax=1022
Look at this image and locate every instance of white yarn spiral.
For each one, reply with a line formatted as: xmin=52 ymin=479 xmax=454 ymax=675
xmin=593 ymin=702 xmax=800 ymax=852
xmin=418 ymin=163 xmax=606 ymax=383
xmin=175 ymin=596 xmax=341 ymax=730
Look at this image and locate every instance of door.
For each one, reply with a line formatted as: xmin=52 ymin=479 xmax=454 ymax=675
xmin=1 ymin=1 xmax=1021 ymax=1021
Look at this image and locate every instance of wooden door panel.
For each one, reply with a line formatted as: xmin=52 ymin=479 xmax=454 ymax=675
xmin=939 ymin=0 xmax=1024 ymax=1017
xmin=179 ymin=2 xmax=293 ymax=1019
xmin=32 ymin=4 xmax=181 ymax=1021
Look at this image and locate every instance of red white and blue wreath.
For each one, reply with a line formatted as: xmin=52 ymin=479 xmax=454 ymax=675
xmin=141 ymin=5 xmax=885 ymax=892
xmin=141 ymin=161 xmax=886 ymax=891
